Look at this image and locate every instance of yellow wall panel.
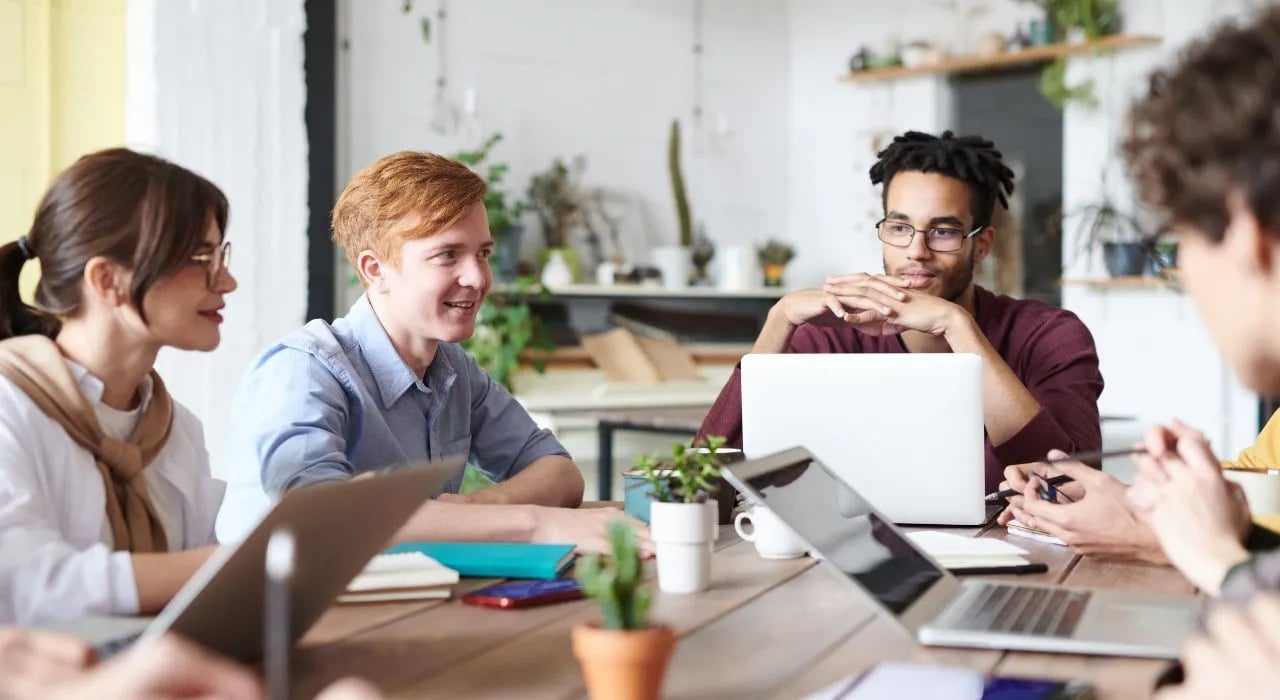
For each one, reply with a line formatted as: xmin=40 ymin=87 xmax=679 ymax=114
xmin=0 ymin=0 xmax=124 ymax=300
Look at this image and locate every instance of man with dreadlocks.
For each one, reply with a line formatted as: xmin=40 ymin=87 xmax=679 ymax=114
xmin=698 ymin=129 xmax=1105 ymax=499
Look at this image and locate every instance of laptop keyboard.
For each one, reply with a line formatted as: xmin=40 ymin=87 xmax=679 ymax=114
xmin=952 ymin=584 xmax=1091 ymax=638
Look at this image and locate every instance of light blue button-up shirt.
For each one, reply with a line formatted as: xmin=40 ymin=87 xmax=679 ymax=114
xmin=215 ymin=294 xmax=569 ymax=541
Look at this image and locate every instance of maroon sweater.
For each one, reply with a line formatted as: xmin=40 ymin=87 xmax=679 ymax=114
xmin=696 ymin=286 xmax=1104 ymax=490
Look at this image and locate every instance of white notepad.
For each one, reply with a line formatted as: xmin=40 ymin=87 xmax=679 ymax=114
xmin=907 ymin=530 xmax=1030 ymax=569
xmin=337 ymin=552 xmax=460 ymax=604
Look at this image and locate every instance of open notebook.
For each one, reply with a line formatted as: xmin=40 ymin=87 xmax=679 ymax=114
xmin=338 ymin=552 xmax=460 ymax=604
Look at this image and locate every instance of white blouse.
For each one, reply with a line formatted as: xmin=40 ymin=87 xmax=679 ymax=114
xmin=0 ymin=361 xmax=224 ymax=625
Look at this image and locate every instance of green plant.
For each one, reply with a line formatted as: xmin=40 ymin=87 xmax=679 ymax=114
xmin=635 ymin=436 xmax=726 ymax=504
xmin=527 ymin=159 xmax=581 ymax=248
xmin=576 ymin=519 xmax=652 ymax=630
xmin=454 ymin=133 xmax=525 ymax=237
xmin=756 ymin=240 xmax=795 ymax=267
xmin=462 ymin=276 xmax=554 ymax=392
xmin=1018 ymin=0 xmax=1120 ymax=108
xmin=1039 ymin=58 xmax=1097 ymax=110
xmin=668 ymin=119 xmax=693 ymax=248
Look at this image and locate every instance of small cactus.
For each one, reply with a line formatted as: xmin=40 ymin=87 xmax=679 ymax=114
xmin=576 ymin=520 xmax=652 ymax=630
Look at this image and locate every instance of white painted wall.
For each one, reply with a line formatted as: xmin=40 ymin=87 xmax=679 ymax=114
xmin=125 ymin=0 xmax=310 ymax=477
xmin=1059 ymin=0 xmax=1264 ymax=457
xmin=337 ymin=0 xmax=790 ymax=303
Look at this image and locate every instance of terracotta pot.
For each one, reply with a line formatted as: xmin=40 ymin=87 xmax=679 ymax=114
xmin=762 ymin=262 xmax=786 ymax=287
xmin=572 ymin=623 xmax=677 ymax=700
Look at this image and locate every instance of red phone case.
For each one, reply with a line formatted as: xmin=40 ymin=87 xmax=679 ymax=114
xmin=461 ymin=587 xmax=584 ymax=609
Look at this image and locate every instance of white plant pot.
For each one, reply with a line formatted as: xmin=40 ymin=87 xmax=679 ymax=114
xmin=651 ymin=246 xmax=690 ymax=290
xmin=650 ymin=501 xmax=716 ymax=594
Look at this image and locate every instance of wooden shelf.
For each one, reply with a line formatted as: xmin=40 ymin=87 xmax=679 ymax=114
xmin=493 ymin=283 xmax=787 ymax=300
xmin=840 ymin=34 xmax=1161 ymax=83
xmin=1061 ymin=275 xmax=1179 ymax=290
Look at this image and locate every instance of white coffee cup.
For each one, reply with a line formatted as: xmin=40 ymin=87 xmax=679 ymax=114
xmin=1224 ymin=468 xmax=1280 ymax=516
xmin=734 ymin=505 xmax=807 ymax=559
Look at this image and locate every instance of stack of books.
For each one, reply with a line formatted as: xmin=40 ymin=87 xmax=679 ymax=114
xmin=338 ymin=552 xmax=460 ymax=604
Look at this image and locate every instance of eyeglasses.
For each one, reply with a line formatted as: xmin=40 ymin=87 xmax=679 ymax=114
xmin=190 ymin=240 xmax=232 ymax=288
xmin=876 ymin=219 xmax=982 ymax=253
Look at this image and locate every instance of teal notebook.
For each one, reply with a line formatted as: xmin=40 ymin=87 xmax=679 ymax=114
xmin=385 ymin=542 xmax=576 ymax=580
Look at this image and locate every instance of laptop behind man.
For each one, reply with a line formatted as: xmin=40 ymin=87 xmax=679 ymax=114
xmin=721 ymin=447 xmax=1200 ymax=658
xmin=742 ymin=353 xmax=986 ymax=525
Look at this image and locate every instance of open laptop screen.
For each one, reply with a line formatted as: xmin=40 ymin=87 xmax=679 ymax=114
xmin=736 ymin=455 xmax=946 ymax=614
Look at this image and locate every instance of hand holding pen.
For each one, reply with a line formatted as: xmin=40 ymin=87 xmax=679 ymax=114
xmin=985 ymin=447 xmax=1148 ymax=502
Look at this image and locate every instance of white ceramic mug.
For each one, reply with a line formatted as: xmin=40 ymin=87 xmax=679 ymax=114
xmin=1224 ymin=468 xmax=1280 ymax=516
xmin=733 ymin=505 xmax=806 ymax=559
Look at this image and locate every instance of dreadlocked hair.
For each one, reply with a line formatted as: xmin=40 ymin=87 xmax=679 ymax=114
xmin=869 ymin=130 xmax=1015 ymax=229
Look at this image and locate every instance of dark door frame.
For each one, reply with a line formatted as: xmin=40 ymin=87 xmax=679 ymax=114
xmin=304 ymin=0 xmax=337 ymax=321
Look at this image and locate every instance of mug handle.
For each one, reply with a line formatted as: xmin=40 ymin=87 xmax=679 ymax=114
xmin=734 ymin=511 xmax=756 ymax=542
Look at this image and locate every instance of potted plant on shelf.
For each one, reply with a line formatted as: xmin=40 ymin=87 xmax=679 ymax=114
xmin=756 ymin=240 xmax=795 ymax=288
xmin=573 ymin=519 xmax=676 ymax=700
xmin=527 ymin=157 xmax=584 ymax=285
xmin=1017 ymin=0 xmax=1122 ymax=109
xmin=652 ymin=119 xmax=692 ymax=290
xmin=454 ymin=133 xmax=526 ymax=284
xmin=635 ymin=436 xmax=727 ymax=594
xmin=1066 ymin=197 xmax=1153 ymax=278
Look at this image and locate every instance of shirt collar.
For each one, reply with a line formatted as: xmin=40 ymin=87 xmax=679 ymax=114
xmin=65 ymin=359 xmax=154 ymax=412
xmin=347 ymin=294 xmax=457 ymax=409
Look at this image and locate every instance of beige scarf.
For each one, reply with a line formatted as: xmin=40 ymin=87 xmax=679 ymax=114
xmin=0 ymin=335 xmax=173 ymax=552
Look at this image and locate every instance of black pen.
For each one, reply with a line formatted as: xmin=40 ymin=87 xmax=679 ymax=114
xmin=950 ymin=563 xmax=1049 ymax=576
xmin=983 ymin=447 xmax=1148 ymax=502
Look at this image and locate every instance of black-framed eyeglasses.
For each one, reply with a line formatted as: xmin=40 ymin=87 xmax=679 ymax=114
xmin=876 ymin=218 xmax=982 ymax=253
xmin=190 ymin=240 xmax=231 ymax=287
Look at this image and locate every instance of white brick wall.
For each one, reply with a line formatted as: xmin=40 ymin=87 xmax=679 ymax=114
xmin=126 ymin=0 xmax=309 ymax=477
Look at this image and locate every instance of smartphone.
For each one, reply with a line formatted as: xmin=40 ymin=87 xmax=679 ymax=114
xmin=982 ymin=677 xmax=1095 ymax=700
xmin=822 ymin=662 xmax=1095 ymax=700
xmin=460 ymin=579 xmax=583 ymax=609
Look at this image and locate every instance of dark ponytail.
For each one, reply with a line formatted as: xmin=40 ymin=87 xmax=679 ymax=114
xmin=0 ymin=239 xmax=60 ymax=340
xmin=0 ymin=148 xmax=229 ymax=342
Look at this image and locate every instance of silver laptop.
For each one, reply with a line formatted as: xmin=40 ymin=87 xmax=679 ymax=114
xmin=741 ymin=353 xmax=986 ymax=525
xmin=721 ymin=447 xmax=1202 ymax=658
xmin=46 ymin=459 xmax=461 ymax=661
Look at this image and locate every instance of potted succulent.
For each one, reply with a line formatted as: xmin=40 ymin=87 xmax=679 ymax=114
xmin=573 ymin=519 xmax=676 ymax=700
xmin=527 ymin=157 xmax=584 ymax=284
xmin=635 ymin=437 xmax=726 ymax=594
xmin=454 ymin=134 xmax=526 ymax=284
xmin=756 ymin=240 xmax=795 ymax=288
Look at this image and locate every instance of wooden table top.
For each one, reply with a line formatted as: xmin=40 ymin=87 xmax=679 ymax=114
xmin=295 ymin=518 xmax=1193 ymax=700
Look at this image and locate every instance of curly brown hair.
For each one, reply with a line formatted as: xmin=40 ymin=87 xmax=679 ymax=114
xmin=1124 ymin=7 xmax=1280 ymax=242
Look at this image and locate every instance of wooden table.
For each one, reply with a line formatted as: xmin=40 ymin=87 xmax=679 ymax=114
xmin=295 ymin=520 xmax=1193 ymax=699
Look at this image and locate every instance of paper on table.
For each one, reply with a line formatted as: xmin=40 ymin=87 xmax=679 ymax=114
xmin=805 ymin=662 xmax=984 ymax=700
xmin=907 ymin=530 xmax=1030 ymax=569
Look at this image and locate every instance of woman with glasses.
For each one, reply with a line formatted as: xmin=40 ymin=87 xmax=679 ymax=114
xmin=0 ymin=148 xmax=236 ymax=625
